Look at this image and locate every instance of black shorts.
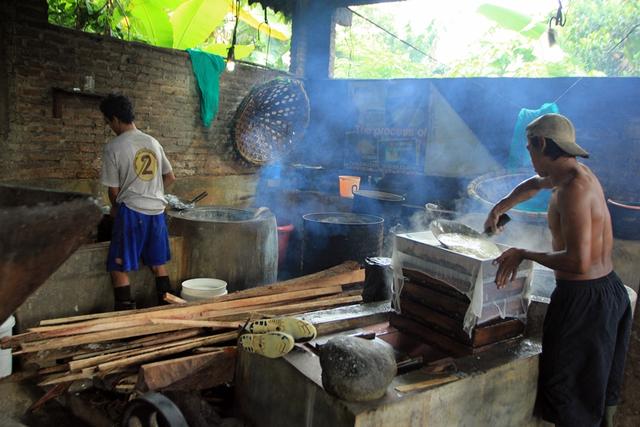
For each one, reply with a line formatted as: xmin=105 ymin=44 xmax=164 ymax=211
xmin=537 ymin=271 xmax=632 ymax=427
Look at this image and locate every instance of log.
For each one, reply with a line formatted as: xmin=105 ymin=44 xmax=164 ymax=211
xmin=137 ymin=347 xmax=237 ymax=391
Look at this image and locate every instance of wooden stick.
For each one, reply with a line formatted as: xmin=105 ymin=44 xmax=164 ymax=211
xmin=149 ymin=319 xmax=243 ymax=329
xmin=164 ymin=293 xmax=187 ymax=304
xmin=98 ymin=331 xmax=239 ymax=373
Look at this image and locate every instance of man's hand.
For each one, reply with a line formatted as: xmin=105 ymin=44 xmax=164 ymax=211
xmin=484 ymin=208 xmax=503 ymax=235
xmin=493 ymin=248 xmax=525 ymax=288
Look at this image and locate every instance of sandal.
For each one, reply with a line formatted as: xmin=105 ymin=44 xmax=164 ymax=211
xmin=238 ymin=332 xmax=295 ymax=358
xmin=245 ymin=317 xmax=317 ymax=342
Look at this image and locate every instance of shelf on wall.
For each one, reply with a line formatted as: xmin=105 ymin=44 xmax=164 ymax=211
xmin=52 ymin=87 xmax=106 ymax=118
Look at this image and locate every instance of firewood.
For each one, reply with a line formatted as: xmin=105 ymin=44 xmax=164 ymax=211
xmin=38 ymin=262 xmax=362 ymax=327
xmin=29 ymin=286 xmax=342 ymax=338
xmin=164 ymin=293 xmax=187 ymax=304
xmin=98 ymin=331 xmax=239 ymax=373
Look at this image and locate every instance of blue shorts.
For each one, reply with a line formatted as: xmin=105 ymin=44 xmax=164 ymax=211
xmin=107 ymin=204 xmax=171 ymax=272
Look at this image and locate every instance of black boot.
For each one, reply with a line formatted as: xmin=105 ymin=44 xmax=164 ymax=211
xmin=155 ymin=276 xmax=174 ymax=305
xmin=114 ymin=299 xmax=137 ymax=311
xmin=113 ymin=285 xmax=137 ymax=311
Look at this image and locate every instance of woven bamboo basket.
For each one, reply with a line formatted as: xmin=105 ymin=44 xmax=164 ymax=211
xmin=232 ymin=78 xmax=310 ymax=165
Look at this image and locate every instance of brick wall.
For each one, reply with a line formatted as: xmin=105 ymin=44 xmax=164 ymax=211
xmin=0 ymin=0 xmax=291 ymax=182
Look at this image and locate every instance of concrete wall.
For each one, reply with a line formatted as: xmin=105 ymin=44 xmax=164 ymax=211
xmin=0 ymin=0 xmax=288 ymax=201
xmin=14 ymin=237 xmax=185 ymax=332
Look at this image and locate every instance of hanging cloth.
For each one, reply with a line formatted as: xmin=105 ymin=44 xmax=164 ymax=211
xmin=187 ymin=49 xmax=226 ymax=127
xmin=507 ymin=102 xmax=559 ymax=170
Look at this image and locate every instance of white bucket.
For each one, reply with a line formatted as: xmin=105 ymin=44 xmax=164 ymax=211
xmin=0 ymin=315 xmax=15 ymax=378
xmin=181 ymin=278 xmax=228 ymax=302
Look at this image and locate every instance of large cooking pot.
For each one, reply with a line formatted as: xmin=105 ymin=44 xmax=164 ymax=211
xmin=352 ymin=189 xmax=405 ymax=226
xmin=302 ymin=212 xmax=384 ymax=274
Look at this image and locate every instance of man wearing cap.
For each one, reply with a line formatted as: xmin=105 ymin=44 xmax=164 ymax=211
xmin=484 ymin=113 xmax=631 ymax=427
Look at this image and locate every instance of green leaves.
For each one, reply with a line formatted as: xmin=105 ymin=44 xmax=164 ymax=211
xmin=128 ymin=0 xmax=173 ymax=47
xmin=170 ymin=0 xmax=228 ymax=49
xmin=477 ymin=4 xmax=546 ymax=39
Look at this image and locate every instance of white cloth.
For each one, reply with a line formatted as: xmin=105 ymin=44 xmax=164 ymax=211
xmin=101 ymin=129 xmax=172 ymax=215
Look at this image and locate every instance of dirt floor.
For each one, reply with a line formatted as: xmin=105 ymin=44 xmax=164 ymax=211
xmin=0 ymin=382 xmax=87 ymax=427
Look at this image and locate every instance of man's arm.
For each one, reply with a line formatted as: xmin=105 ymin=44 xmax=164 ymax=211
xmin=494 ymin=182 xmax=592 ymax=287
xmin=484 ymin=175 xmax=552 ymax=233
xmin=108 ymin=186 xmax=120 ymax=217
xmin=163 ymin=171 xmax=176 ymax=189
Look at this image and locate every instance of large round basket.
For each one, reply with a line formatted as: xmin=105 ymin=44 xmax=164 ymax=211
xmin=232 ymin=78 xmax=310 ymax=165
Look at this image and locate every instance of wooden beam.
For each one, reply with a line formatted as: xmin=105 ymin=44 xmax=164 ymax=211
xmin=137 ymin=347 xmax=237 ymax=391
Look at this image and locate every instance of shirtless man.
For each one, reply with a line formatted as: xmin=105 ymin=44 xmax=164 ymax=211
xmin=485 ymin=114 xmax=631 ymax=427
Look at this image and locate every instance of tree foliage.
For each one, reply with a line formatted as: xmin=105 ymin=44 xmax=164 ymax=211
xmin=46 ymin=0 xmax=291 ymax=70
xmin=334 ymin=0 xmax=640 ymax=78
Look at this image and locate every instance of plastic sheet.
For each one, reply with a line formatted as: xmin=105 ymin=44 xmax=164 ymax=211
xmin=392 ymin=231 xmax=534 ymax=336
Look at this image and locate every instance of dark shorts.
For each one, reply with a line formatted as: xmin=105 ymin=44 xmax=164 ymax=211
xmin=106 ymin=204 xmax=171 ymax=272
xmin=537 ymin=271 xmax=632 ymax=427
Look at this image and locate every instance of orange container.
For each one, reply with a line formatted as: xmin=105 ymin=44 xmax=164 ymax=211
xmin=339 ymin=176 xmax=360 ymax=198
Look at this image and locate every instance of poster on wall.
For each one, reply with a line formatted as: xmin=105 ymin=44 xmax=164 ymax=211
xmin=343 ymin=81 xmax=429 ymax=174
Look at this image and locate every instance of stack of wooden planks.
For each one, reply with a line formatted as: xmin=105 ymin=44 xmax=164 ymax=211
xmin=390 ymin=268 xmax=524 ymax=356
xmin=1 ymin=262 xmax=365 ymax=392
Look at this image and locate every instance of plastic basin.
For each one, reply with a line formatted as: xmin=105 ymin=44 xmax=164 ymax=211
xmin=181 ymin=278 xmax=228 ymax=302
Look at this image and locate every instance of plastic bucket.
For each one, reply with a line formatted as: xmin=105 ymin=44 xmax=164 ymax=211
xmin=181 ymin=278 xmax=228 ymax=302
xmin=339 ymin=176 xmax=360 ymax=198
xmin=277 ymin=223 xmax=294 ymax=267
xmin=0 ymin=315 xmax=15 ymax=378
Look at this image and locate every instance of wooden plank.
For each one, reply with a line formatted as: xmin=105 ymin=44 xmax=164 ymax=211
xmin=148 ymin=319 xmax=243 ymax=329
xmin=137 ymin=347 xmax=237 ymax=391
xmin=38 ymin=262 xmax=361 ymax=326
xmin=401 ymin=281 xmax=468 ymax=319
xmin=164 ymin=293 xmax=187 ymax=304
xmin=68 ymin=334 xmax=227 ymax=372
xmin=30 ymin=286 xmax=343 ymax=337
xmin=20 ymin=324 xmax=196 ymax=354
xmin=402 ymin=269 xmax=468 ymax=301
xmin=98 ymin=331 xmax=239 ymax=373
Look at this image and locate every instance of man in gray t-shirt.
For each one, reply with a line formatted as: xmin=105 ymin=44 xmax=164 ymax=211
xmin=100 ymin=94 xmax=176 ymax=310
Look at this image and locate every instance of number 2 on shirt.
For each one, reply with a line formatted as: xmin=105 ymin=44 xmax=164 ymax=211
xmin=134 ymin=149 xmax=158 ymax=181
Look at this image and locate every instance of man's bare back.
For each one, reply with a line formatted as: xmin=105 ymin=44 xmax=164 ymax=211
xmin=547 ymin=163 xmax=613 ymax=280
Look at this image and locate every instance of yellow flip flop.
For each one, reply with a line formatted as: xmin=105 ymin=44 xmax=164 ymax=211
xmin=245 ymin=317 xmax=317 ymax=342
xmin=238 ymin=332 xmax=295 ymax=358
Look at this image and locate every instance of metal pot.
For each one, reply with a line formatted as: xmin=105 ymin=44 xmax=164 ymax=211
xmin=301 ymin=212 xmax=384 ymax=274
xmin=352 ymin=189 xmax=405 ymax=226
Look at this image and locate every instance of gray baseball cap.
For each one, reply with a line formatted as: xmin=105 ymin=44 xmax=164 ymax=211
xmin=526 ymin=113 xmax=589 ymax=158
